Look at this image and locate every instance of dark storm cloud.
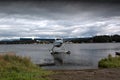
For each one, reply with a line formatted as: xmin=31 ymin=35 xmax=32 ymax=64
xmin=0 ymin=1 xmax=120 ymax=39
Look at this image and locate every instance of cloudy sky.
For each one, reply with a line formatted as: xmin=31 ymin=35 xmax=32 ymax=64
xmin=0 ymin=0 xmax=120 ymax=39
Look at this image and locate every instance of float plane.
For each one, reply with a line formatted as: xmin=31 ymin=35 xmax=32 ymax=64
xmin=50 ymin=37 xmax=71 ymax=64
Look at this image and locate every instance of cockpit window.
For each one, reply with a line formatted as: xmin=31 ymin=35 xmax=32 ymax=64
xmin=56 ymin=38 xmax=61 ymax=40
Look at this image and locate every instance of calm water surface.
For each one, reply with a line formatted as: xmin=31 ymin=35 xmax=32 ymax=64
xmin=0 ymin=43 xmax=120 ymax=70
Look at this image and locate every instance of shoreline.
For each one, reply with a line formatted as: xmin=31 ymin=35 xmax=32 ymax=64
xmin=48 ymin=68 xmax=120 ymax=80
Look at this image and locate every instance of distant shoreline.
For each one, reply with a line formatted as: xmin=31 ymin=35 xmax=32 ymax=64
xmin=0 ymin=35 xmax=120 ymax=44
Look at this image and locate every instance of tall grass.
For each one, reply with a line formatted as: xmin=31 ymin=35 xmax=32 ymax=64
xmin=0 ymin=54 xmax=52 ymax=80
xmin=99 ymin=54 xmax=120 ymax=68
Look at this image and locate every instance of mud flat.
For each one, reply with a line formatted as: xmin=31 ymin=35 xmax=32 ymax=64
xmin=48 ymin=68 xmax=120 ymax=80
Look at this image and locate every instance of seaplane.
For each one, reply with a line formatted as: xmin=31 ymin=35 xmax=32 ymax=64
xmin=50 ymin=37 xmax=71 ymax=64
xmin=50 ymin=37 xmax=71 ymax=54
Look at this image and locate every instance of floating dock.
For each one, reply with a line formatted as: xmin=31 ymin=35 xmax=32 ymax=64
xmin=36 ymin=63 xmax=55 ymax=66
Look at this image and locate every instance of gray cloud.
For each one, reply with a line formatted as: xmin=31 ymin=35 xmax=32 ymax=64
xmin=0 ymin=1 xmax=120 ymax=39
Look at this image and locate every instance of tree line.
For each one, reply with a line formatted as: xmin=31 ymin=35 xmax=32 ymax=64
xmin=0 ymin=34 xmax=120 ymax=44
xmin=71 ymin=34 xmax=120 ymax=43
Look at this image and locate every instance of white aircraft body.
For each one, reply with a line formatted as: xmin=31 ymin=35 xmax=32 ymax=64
xmin=50 ymin=38 xmax=71 ymax=64
xmin=50 ymin=38 xmax=70 ymax=54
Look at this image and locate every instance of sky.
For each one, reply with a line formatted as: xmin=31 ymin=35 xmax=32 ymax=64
xmin=0 ymin=0 xmax=120 ymax=39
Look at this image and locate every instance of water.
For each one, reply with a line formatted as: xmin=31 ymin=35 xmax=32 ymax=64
xmin=0 ymin=43 xmax=120 ymax=70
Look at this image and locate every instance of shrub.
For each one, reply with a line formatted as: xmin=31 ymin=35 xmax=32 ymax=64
xmin=99 ymin=54 xmax=120 ymax=68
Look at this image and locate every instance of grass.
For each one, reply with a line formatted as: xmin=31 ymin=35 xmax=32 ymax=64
xmin=0 ymin=53 xmax=52 ymax=80
xmin=99 ymin=54 xmax=120 ymax=68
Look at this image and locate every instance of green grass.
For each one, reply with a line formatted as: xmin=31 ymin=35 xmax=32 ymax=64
xmin=99 ymin=54 xmax=120 ymax=68
xmin=0 ymin=54 xmax=52 ymax=80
